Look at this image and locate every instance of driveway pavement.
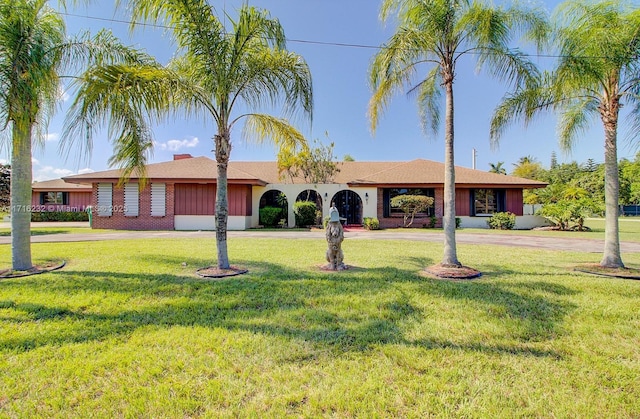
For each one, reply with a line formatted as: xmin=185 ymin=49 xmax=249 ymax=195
xmin=1 ymin=223 xmax=639 ymax=254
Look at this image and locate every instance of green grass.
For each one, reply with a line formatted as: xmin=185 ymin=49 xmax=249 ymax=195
xmin=385 ymin=217 xmax=640 ymax=243
xmin=0 ymin=237 xmax=639 ymax=417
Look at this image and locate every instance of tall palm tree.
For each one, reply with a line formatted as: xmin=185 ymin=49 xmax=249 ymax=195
xmin=491 ymin=0 xmax=640 ymax=268
xmin=489 ymin=162 xmax=507 ymax=175
xmin=65 ymin=1 xmax=313 ymax=269
xmin=0 ymin=0 xmax=145 ymax=270
xmin=369 ymin=0 xmax=548 ymax=267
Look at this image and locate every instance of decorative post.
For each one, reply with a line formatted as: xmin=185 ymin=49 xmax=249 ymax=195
xmin=325 ymin=205 xmax=346 ymax=271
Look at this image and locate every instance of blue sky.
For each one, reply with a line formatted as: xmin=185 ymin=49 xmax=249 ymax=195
xmin=15 ymin=0 xmax=639 ymax=181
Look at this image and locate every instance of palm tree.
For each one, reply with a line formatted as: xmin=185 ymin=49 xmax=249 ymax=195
xmin=491 ymin=0 xmax=640 ymax=268
xmin=369 ymin=0 xmax=548 ymax=267
xmin=65 ymin=1 xmax=313 ymax=269
xmin=489 ymin=162 xmax=507 ymax=175
xmin=0 ymin=0 xmax=144 ymax=270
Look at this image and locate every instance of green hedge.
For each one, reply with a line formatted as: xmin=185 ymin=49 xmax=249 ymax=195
xmin=294 ymin=201 xmax=318 ymax=227
xmin=259 ymin=206 xmax=284 ymax=227
xmin=31 ymin=211 xmax=89 ymax=222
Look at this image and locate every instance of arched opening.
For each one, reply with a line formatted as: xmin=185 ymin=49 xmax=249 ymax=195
xmin=331 ymin=190 xmax=363 ymax=225
xmin=295 ymin=189 xmax=323 ymax=226
xmin=259 ymin=190 xmax=288 ymax=227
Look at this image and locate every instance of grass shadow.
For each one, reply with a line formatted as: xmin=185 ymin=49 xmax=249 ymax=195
xmin=0 ymin=259 xmax=571 ymax=358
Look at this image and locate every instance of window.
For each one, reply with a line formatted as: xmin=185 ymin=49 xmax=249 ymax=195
xmin=472 ymin=189 xmax=505 ymax=215
xmin=383 ymin=188 xmax=435 ymax=217
xmin=124 ymin=183 xmax=139 ymax=216
xmin=151 ymin=183 xmax=166 ymax=216
xmin=97 ymin=183 xmax=113 ymax=216
xmin=39 ymin=192 xmax=68 ymax=205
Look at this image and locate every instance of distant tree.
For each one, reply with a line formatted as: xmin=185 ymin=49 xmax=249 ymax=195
xmin=515 ymin=155 xmax=537 ymax=167
xmin=0 ymin=165 xmax=10 ymax=208
xmin=278 ymin=138 xmax=340 ymax=185
xmin=390 ymin=195 xmax=434 ymax=228
xmin=583 ymin=158 xmax=598 ymax=172
xmin=488 ymin=162 xmax=507 ymax=175
xmin=550 ymin=151 xmax=558 ymax=169
xmin=511 ymin=161 xmax=546 ymax=180
xmin=343 ymin=154 xmax=355 ymax=162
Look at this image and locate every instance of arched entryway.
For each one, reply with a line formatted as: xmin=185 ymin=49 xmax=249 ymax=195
xmin=259 ymin=189 xmax=288 ymax=227
xmin=331 ymin=190 xmax=363 ymax=225
xmin=296 ymin=189 xmax=323 ymax=226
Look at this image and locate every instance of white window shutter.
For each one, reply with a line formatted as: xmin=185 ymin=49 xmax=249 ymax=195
xmin=151 ymin=183 xmax=166 ymax=216
xmin=97 ymin=183 xmax=113 ymax=216
xmin=124 ymin=183 xmax=139 ymax=216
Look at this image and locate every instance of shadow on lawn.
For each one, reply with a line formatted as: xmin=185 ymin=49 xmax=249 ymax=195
xmin=0 ymin=258 xmax=574 ymax=358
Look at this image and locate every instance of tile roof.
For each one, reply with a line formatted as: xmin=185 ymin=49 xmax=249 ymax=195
xmin=63 ymin=156 xmax=546 ymax=188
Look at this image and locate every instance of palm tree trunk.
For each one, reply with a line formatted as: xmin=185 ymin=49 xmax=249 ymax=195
xmin=600 ymin=119 xmax=624 ymax=268
xmin=215 ymin=130 xmax=231 ymax=269
xmin=11 ymin=121 xmax=33 ymax=271
xmin=442 ymin=78 xmax=460 ymax=267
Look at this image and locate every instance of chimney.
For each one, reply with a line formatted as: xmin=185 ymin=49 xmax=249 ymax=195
xmin=173 ymin=154 xmax=193 ymax=161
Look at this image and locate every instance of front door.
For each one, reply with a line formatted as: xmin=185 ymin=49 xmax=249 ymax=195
xmin=331 ymin=190 xmax=362 ymax=225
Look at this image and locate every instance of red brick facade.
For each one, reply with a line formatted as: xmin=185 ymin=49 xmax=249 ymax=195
xmin=91 ymin=183 xmax=176 ymax=230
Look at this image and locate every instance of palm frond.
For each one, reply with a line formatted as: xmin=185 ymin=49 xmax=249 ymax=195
xmin=241 ymin=113 xmax=308 ymax=155
xmin=557 ymin=97 xmax=600 ymax=151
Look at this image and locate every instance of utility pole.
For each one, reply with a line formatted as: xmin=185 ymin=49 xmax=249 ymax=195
xmin=472 ymin=148 xmax=477 ymax=170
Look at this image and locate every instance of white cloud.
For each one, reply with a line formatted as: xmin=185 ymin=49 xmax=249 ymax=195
xmin=158 ymin=136 xmax=199 ymax=152
xmin=31 ymin=160 xmax=90 ymax=182
xmin=78 ymin=168 xmax=94 ymax=175
xmin=45 ymin=133 xmax=59 ymax=142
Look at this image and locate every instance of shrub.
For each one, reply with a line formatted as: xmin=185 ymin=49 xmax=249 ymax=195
xmin=455 ymin=217 xmax=462 ymax=229
xmin=323 ymin=215 xmax=330 ymax=228
xmin=363 ymin=217 xmax=380 ymax=230
xmin=428 ymin=215 xmax=438 ymax=228
xmin=259 ymin=206 xmax=283 ymax=227
xmin=390 ymin=194 xmax=434 ymax=227
xmin=31 ymin=211 xmax=89 ymax=222
xmin=294 ymin=201 xmax=318 ymax=227
xmin=487 ymin=212 xmax=516 ymax=230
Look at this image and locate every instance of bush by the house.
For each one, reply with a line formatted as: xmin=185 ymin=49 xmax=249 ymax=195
xmin=487 ymin=212 xmax=516 ymax=230
xmin=31 ymin=211 xmax=89 ymax=222
xmin=390 ymin=194 xmax=434 ymax=228
xmin=294 ymin=201 xmax=317 ymax=227
xmin=363 ymin=217 xmax=380 ymax=230
xmin=259 ymin=206 xmax=283 ymax=227
xmin=455 ymin=217 xmax=461 ymax=229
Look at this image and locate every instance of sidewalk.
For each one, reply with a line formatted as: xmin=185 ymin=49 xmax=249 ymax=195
xmin=1 ymin=226 xmax=639 ymax=254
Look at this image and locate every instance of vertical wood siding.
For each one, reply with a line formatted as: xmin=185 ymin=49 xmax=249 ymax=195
xmin=455 ymin=188 xmax=471 ymax=216
xmin=31 ymin=191 xmax=92 ymax=211
xmin=506 ymin=189 xmax=524 ymax=215
xmin=175 ymin=184 xmax=215 ymax=215
xmin=174 ymin=183 xmax=252 ymax=216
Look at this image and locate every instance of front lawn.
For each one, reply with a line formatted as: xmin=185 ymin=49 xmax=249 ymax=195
xmin=385 ymin=217 xmax=640 ymax=243
xmin=0 ymin=238 xmax=638 ymax=417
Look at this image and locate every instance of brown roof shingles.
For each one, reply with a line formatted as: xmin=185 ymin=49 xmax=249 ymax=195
xmin=63 ymin=156 xmax=546 ymax=188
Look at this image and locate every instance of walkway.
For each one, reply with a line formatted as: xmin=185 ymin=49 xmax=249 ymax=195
xmin=1 ymin=222 xmax=639 ymax=254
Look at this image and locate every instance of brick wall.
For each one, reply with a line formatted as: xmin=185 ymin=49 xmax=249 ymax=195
xmin=91 ymin=183 xmax=175 ymax=230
